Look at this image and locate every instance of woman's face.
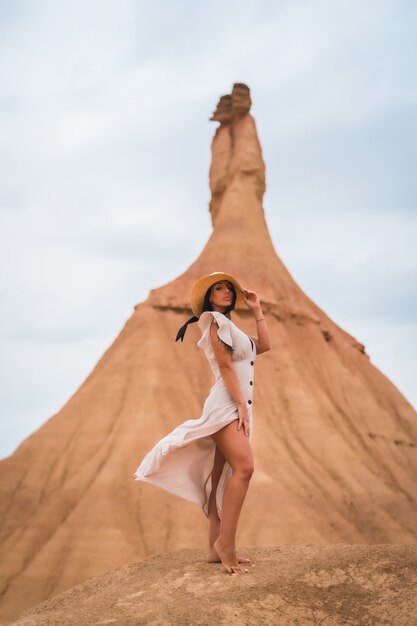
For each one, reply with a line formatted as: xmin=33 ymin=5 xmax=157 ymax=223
xmin=209 ymin=280 xmax=234 ymax=310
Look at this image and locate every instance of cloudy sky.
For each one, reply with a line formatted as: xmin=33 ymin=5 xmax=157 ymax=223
xmin=1 ymin=0 xmax=416 ymax=459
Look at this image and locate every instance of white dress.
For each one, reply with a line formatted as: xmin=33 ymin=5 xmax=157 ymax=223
xmin=133 ymin=310 xmax=257 ymax=519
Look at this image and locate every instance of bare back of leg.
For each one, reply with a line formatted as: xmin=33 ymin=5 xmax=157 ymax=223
xmin=207 ymin=446 xmax=225 ymax=561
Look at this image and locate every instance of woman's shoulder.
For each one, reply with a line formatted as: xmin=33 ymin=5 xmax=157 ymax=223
xmin=197 ymin=311 xmax=234 ymax=353
xmin=197 ymin=310 xmax=233 ymax=330
xmin=198 ymin=311 xmax=231 ymax=326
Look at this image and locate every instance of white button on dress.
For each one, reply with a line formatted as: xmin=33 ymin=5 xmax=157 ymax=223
xmin=133 ymin=311 xmax=257 ymax=519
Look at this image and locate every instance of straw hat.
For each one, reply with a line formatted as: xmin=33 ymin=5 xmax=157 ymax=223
xmin=190 ymin=271 xmax=245 ymax=316
xmin=175 ymin=271 xmax=245 ymax=342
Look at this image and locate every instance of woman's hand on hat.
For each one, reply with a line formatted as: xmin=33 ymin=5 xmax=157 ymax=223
xmin=242 ymin=288 xmax=260 ymax=310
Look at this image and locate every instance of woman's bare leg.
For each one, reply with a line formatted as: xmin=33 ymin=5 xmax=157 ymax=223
xmin=207 ymin=445 xmax=251 ymax=564
xmin=207 ymin=446 xmax=225 ymax=558
xmin=210 ymin=419 xmax=254 ymax=574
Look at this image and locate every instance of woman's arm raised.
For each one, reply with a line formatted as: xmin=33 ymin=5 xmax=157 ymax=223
xmin=242 ymin=288 xmax=272 ymax=355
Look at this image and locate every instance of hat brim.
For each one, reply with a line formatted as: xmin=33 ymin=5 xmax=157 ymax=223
xmin=190 ymin=272 xmax=245 ymax=317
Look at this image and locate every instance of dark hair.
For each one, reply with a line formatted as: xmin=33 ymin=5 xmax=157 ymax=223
xmin=202 ymin=281 xmax=237 ymax=315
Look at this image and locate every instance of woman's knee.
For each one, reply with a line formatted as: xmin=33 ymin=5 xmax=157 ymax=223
xmin=235 ymin=460 xmax=254 ymax=481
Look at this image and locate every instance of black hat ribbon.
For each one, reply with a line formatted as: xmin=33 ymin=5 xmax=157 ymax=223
xmin=175 ymin=315 xmax=199 ymax=342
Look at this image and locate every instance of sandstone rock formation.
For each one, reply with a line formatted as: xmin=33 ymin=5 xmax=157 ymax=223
xmin=6 ymin=546 xmax=417 ymax=626
xmin=209 ymin=94 xmax=232 ymax=123
xmin=0 ymin=83 xmax=416 ymax=623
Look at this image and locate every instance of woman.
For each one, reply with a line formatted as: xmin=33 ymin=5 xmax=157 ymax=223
xmin=133 ymin=272 xmax=272 ymax=575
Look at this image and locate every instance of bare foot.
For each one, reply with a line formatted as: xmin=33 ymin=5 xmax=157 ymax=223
xmin=213 ymin=538 xmax=249 ymax=574
xmin=207 ymin=547 xmax=251 ymax=564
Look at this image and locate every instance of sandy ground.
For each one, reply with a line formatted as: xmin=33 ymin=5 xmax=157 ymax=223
xmin=5 ymin=544 xmax=417 ymax=626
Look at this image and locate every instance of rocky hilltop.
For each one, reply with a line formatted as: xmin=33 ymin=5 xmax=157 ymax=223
xmin=5 ymin=546 xmax=417 ymax=626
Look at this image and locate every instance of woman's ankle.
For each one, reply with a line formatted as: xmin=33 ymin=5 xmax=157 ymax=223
xmin=215 ymin=536 xmax=235 ymax=550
